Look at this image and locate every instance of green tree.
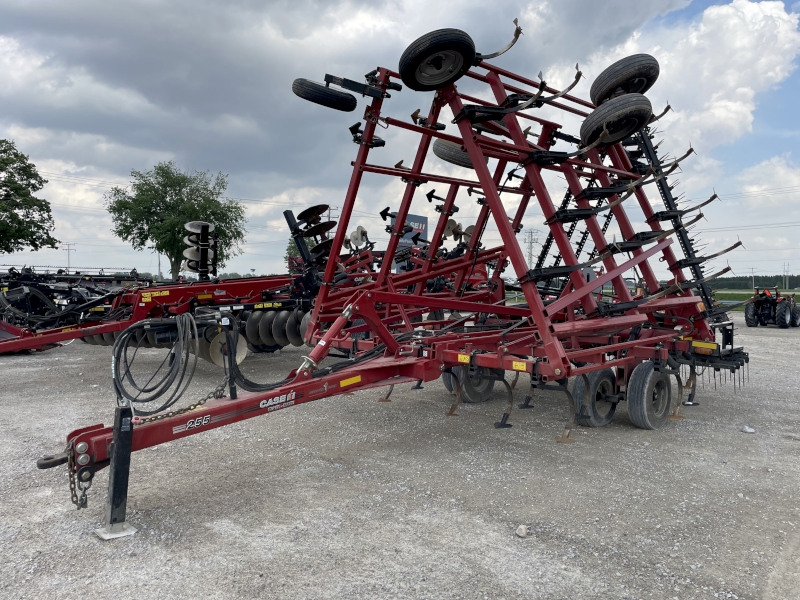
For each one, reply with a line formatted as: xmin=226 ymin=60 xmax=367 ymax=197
xmin=285 ymin=237 xmax=316 ymax=273
xmin=104 ymin=161 xmax=246 ymax=280
xmin=0 ymin=139 xmax=59 ymax=254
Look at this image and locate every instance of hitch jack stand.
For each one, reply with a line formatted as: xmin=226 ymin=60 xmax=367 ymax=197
xmin=95 ymin=405 xmax=137 ymax=540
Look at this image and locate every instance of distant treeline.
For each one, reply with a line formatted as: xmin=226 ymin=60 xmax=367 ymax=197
xmin=707 ymin=276 xmax=800 ymax=290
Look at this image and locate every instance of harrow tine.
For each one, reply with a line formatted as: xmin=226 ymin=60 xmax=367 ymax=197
xmin=649 ymin=103 xmax=672 ymax=123
xmin=537 ymin=64 xmax=583 ymax=106
xmin=475 ymin=18 xmax=524 ymax=61
xmin=565 ymin=125 xmax=612 ymax=158
xmin=682 ymin=193 xmax=718 ymax=215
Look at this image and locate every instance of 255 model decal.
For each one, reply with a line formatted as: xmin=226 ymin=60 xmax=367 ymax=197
xmin=185 ymin=415 xmax=210 ymax=429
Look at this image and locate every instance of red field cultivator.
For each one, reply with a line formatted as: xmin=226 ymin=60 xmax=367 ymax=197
xmin=38 ymin=23 xmax=748 ymax=537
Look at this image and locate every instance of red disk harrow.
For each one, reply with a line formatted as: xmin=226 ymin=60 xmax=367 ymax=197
xmin=38 ymin=23 xmax=748 ymax=537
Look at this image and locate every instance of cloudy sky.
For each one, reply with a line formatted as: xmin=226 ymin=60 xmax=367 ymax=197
xmin=2 ymin=0 xmax=800 ymax=279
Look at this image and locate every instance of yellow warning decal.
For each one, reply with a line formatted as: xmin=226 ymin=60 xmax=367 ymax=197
xmin=141 ymin=290 xmax=170 ymax=302
xmin=512 ymin=361 xmax=527 ymax=372
xmin=197 ymin=294 xmax=213 ymax=300
xmin=89 ymin=307 xmax=106 ymax=312
xmin=457 ymin=354 xmax=470 ymax=364
xmin=691 ymin=341 xmax=717 ymax=350
xmin=253 ymin=302 xmax=281 ymax=309
xmin=340 ymin=375 xmax=362 ymax=388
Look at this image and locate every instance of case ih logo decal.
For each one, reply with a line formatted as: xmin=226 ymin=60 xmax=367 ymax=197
xmin=259 ymin=391 xmax=296 ymax=411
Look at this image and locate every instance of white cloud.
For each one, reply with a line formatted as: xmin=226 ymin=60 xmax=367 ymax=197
xmin=576 ymin=0 xmax=800 ymax=159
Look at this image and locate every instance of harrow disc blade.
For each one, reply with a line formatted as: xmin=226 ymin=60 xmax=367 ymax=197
xmin=259 ymin=311 xmax=278 ymax=346
xmin=183 ymin=247 xmax=215 ymax=261
xmin=208 ymin=331 xmax=248 ymax=368
xmin=271 ymin=310 xmax=292 ymax=347
xmin=300 ymin=310 xmax=314 ymax=347
xmin=302 ymin=220 xmax=337 ymax=238
xmin=184 ymin=221 xmax=215 ymax=234
xmin=244 ymin=311 xmax=264 ymax=345
xmin=285 ymin=311 xmax=304 ymax=347
xmin=297 ymin=204 xmax=329 ymax=225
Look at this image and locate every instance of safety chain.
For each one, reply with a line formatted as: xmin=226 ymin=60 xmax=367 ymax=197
xmin=135 ymin=378 xmax=228 ymax=425
xmin=65 ymin=439 xmax=91 ymax=510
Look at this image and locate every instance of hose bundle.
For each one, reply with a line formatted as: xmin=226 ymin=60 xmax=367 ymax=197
xmin=111 ymin=313 xmax=199 ymax=416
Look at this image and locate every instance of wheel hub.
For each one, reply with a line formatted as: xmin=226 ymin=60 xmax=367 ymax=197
xmin=415 ymin=50 xmax=463 ymax=86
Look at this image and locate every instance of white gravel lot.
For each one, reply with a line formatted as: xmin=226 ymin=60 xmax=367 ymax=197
xmin=1 ymin=312 xmax=798 ymax=600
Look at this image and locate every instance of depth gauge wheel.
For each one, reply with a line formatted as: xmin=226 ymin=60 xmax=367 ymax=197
xmin=626 ymin=361 xmax=672 ymax=430
xmin=572 ymin=368 xmax=617 ymax=428
xmin=590 ymin=54 xmax=660 ymax=105
xmin=291 ymin=79 xmax=357 ymax=112
xmin=398 ymin=29 xmax=476 ymax=92
xmin=580 ymin=93 xmax=652 ymax=147
xmin=791 ymin=306 xmax=800 ymax=327
xmin=744 ymin=303 xmax=758 ymax=327
xmin=461 ymin=366 xmax=497 ymax=403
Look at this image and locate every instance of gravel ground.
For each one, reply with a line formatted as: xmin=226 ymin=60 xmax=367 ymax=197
xmin=1 ymin=312 xmax=798 ymax=600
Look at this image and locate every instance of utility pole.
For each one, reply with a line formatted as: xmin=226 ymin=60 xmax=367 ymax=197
xmin=62 ymin=242 xmax=76 ymax=271
xmin=523 ymin=229 xmax=539 ymax=268
xmin=750 ymin=267 xmax=755 ymax=290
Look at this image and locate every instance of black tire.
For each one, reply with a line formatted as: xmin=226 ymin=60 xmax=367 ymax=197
xmin=285 ymin=311 xmax=304 ymax=347
xmin=398 ymin=29 xmax=476 ymax=92
xmin=432 ymin=138 xmax=486 ymax=169
xmin=580 ymin=93 xmax=652 ymax=147
xmin=776 ymin=300 xmax=791 ymax=329
xmin=271 ymin=310 xmax=292 ymax=347
xmin=461 ymin=366 xmax=497 ymax=403
xmin=572 ymin=368 xmax=617 ymax=428
xmin=83 ymin=334 xmax=97 ymax=345
xmin=292 ymin=78 xmax=357 ymax=112
xmin=245 ymin=311 xmax=264 ymax=345
xmin=590 ymin=54 xmax=660 ymax=106
xmin=791 ymin=306 xmax=800 ymax=327
xmin=442 ymin=366 xmax=464 ymax=394
xmin=259 ymin=311 xmax=278 ymax=346
xmin=744 ymin=303 xmax=758 ymax=327
xmin=627 ymin=361 xmax=672 ymax=430
xmin=102 ymin=332 xmax=116 ymax=346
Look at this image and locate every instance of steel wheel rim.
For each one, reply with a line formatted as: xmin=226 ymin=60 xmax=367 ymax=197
xmin=466 ymin=368 xmax=490 ymax=393
xmin=607 ymin=116 xmax=640 ymax=142
xmin=651 ymin=378 xmax=669 ymax=415
xmin=415 ymin=50 xmax=464 ymax=87
xmin=595 ymin=378 xmax=614 ymax=419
